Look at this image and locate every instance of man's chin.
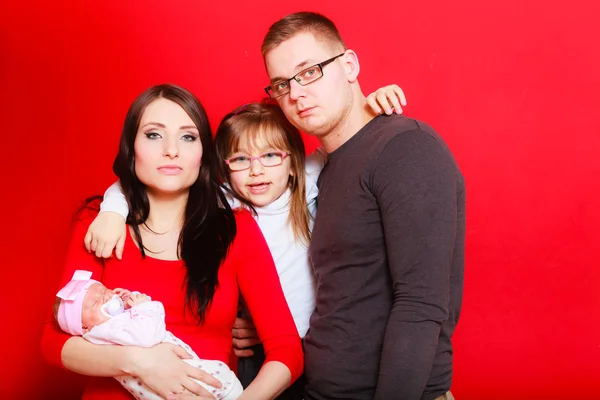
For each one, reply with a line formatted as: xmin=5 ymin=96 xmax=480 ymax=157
xmin=296 ymin=120 xmax=328 ymax=136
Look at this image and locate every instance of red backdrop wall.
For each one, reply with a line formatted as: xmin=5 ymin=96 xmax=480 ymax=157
xmin=1 ymin=1 xmax=599 ymax=399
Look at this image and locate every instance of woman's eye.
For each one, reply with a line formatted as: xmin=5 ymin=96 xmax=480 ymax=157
xmin=181 ymin=134 xmax=197 ymax=142
xmin=145 ymin=132 xmax=161 ymax=140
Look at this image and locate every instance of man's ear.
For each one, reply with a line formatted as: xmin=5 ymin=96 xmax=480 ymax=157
xmin=343 ymin=50 xmax=360 ymax=83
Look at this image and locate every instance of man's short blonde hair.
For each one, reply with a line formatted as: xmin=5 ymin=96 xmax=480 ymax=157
xmin=262 ymin=12 xmax=347 ymax=58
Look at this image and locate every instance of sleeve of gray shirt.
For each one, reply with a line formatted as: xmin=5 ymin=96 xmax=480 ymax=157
xmin=369 ymin=127 xmax=461 ymax=399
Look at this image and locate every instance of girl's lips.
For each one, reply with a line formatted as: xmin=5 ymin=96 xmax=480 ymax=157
xmin=247 ymin=182 xmax=270 ymax=194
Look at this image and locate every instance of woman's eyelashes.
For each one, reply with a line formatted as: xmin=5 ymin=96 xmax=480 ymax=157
xmin=144 ymin=131 xmax=162 ymax=140
xmin=143 ymin=131 xmax=198 ymax=141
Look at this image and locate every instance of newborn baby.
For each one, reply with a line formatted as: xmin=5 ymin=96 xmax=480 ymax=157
xmin=55 ymin=270 xmax=243 ymax=400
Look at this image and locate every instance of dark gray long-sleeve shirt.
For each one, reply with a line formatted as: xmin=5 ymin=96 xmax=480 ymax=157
xmin=304 ymin=115 xmax=465 ymax=400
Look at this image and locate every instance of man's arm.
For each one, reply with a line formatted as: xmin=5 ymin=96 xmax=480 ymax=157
xmin=371 ymin=128 xmax=461 ymax=399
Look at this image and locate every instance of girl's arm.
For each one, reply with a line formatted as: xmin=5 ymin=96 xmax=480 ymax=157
xmin=59 ymin=337 xmax=218 ymax=398
xmin=84 ymin=181 xmax=128 ymax=259
xmin=366 ymin=83 xmax=407 ymax=115
xmin=233 ymin=210 xmax=304 ymax=399
xmin=100 ymin=181 xmax=129 ymax=219
xmin=41 ymin=202 xmax=220 ymax=398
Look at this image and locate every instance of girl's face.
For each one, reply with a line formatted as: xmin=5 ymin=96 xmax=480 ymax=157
xmin=134 ymin=98 xmax=203 ymax=196
xmin=227 ymin=135 xmax=293 ymax=207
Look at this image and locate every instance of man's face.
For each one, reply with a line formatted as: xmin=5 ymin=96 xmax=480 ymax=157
xmin=265 ymin=32 xmax=352 ymax=138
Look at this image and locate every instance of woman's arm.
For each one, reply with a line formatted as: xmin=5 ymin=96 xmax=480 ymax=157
xmin=234 ymin=210 xmax=304 ymax=399
xmin=41 ymin=202 xmax=220 ymax=398
xmin=238 ymin=361 xmax=292 ymax=400
xmin=41 ymin=203 xmax=108 ymax=369
xmin=60 ymin=335 xmax=138 ymax=376
xmin=62 ymin=336 xmax=219 ymax=398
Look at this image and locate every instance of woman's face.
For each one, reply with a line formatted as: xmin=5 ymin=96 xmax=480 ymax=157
xmin=134 ymin=98 xmax=203 ymax=195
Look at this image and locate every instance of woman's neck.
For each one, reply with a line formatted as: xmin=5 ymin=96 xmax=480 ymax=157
xmin=144 ymin=190 xmax=188 ymax=233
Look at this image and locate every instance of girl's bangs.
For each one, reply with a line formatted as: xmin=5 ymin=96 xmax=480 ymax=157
xmin=228 ymin=119 xmax=290 ymax=155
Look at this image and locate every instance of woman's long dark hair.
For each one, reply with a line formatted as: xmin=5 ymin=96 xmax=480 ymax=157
xmin=113 ymin=84 xmax=236 ymax=323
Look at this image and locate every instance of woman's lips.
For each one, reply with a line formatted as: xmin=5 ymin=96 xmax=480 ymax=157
xmin=158 ymin=165 xmax=183 ymax=175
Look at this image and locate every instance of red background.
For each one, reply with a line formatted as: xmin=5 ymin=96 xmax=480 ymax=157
xmin=1 ymin=1 xmax=599 ymax=399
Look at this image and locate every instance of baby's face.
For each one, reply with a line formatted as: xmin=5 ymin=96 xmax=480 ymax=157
xmin=81 ymin=283 xmax=115 ymax=332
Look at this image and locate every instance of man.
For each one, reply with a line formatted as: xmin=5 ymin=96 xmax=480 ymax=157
xmin=261 ymin=12 xmax=465 ymax=400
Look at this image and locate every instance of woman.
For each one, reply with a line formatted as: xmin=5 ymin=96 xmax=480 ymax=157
xmin=41 ymin=84 xmax=303 ymax=400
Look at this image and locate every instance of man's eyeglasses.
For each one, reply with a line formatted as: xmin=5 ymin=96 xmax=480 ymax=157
xmin=264 ymin=53 xmax=345 ymax=99
xmin=224 ymin=151 xmax=291 ymax=171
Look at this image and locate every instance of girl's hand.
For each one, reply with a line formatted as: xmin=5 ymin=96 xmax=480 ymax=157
xmin=84 ymin=211 xmax=127 ymax=260
xmin=131 ymin=343 xmax=222 ymax=399
xmin=366 ymin=84 xmax=407 ymax=115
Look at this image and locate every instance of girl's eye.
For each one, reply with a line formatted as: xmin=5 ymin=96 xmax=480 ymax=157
xmin=230 ymin=156 xmax=250 ymax=164
xmin=145 ymin=132 xmax=161 ymax=140
xmin=263 ymin=152 xmax=279 ymax=159
xmin=181 ymin=134 xmax=197 ymax=142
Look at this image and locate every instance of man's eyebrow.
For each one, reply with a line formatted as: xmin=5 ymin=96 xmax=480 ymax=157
xmin=270 ymin=59 xmax=317 ymax=84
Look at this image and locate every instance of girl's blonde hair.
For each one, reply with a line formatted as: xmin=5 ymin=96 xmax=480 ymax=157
xmin=215 ymin=101 xmax=311 ymax=246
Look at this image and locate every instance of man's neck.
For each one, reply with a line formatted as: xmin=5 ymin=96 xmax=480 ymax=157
xmin=320 ymin=89 xmax=378 ymax=154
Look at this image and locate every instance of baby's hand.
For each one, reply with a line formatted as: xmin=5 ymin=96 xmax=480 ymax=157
xmin=366 ymin=84 xmax=407 ymax=115
xmin=84 ymin=211 xmax=127 ymax=260
xmin=113 ymin=288 xmax=132 ymax=301
xmin=127 ymin=292 xmax=151 ymax=307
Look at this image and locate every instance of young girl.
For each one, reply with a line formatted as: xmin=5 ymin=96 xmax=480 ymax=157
xmin=86 ymin=85 xmax=406 ymax=398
